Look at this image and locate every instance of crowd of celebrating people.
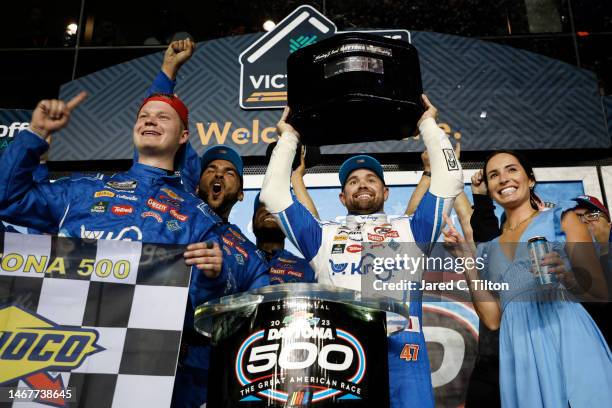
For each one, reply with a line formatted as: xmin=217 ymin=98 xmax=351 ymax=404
xmin=1 ymin=39 xmax=610 ymax=408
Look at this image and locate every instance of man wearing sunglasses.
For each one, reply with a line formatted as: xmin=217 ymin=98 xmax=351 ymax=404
xmin=572 ymin=195 xmax=611 ymax=346
xmin=573 ymin=195 xmax=612 ymax=246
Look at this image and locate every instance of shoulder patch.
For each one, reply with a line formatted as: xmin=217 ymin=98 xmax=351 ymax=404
xmin=197 ymin=202 xmax=222 ymax=223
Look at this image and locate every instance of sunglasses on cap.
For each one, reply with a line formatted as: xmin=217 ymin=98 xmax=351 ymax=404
xmin=578 ymin=211 xmax=607 ymax=223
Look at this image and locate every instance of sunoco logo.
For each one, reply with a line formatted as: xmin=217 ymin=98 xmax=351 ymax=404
xmin=0 ymin=305 xmax=104 ymax=405
xmin=238 ymin=5 xmax=411 ymax=110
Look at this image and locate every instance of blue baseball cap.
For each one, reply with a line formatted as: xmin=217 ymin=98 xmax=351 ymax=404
xmin=339 ymin=155 xmax=385 ymax=187
xmin=200 ymin=145 xmax=243 ymax=178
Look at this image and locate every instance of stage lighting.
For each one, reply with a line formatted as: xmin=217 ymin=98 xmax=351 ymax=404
xmin=66 ymin=23 xmax=78 ymax=36
xmin=263 ymin=20 xmax=276 ymax=32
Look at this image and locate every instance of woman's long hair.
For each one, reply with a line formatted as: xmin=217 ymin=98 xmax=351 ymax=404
xmin=482 ymin=150 xmax=539 ymax=210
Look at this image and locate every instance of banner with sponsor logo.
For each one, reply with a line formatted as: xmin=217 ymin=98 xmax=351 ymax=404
xmin=0 ymin=232 xmax=190 ymax=408
xmin=53 ymin=5 xmax=609 ymax=161
xmin=0 ymin=110 xmax=31 ymax=157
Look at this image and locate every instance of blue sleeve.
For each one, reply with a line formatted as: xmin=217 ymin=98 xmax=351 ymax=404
xmin=189 ymin=259 xmax=233 ymax=307
xmin=242 ymin=251 xmax=270 ymax=291
xmin=179 ymin=142 xmax=202 ymax=193
xmin=0 ymin=130 xmax=70 ymax=233
xmin=145 ymin=71 xmax=175 ymax=97
xmin=410 ymin=191 xmax=453 ymax=248
xmin=303 ymin=261 xmax=316 ymax=283
xmin=187 ymin=226 xmax=237 ymax=306
xmin=274 ymin=199 xmax=323 ymax=262
xmin=32 ymin=163 xmax=50 ymax=183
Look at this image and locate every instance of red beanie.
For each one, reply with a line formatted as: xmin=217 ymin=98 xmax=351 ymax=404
xmin=138 ymin=94 xmax=189 ymax=127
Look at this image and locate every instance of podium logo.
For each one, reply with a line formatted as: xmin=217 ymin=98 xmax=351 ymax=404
xmin=238 ymin=5 xmax=411 ymax=110
xmin=235 ymin=312 xmax=366 ymax=404
xmin=0 ymin=305 xmax=103 ymax=405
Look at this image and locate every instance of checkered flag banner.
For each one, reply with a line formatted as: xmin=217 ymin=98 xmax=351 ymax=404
xmin=0 ymin=232 xmax=191 ymax=408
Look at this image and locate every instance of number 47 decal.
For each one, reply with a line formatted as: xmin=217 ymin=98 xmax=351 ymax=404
xmin=400 ymin=344 xmax=419 ymax=361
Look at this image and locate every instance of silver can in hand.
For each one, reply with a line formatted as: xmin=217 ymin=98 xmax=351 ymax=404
xmin=528 ymin=236 xmax=557 ymax=285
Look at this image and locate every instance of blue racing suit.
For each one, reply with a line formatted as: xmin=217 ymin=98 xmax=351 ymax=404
xmin=260 ymin=119 xmax=464 ymax=407
xmin=176 ymin=223 xmax=269 ymax=408
xmin=145 ymin=71 xmax=271 ymax=407
xmin=0 ymin=129 xmax=269 ymax=408
xmin=261 ymin=248 xmax=316 ymax=284
xmin=0 ymin=130 xmax=257 ymax=305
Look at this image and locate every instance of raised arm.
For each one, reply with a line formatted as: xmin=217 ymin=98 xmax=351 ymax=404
xmin=470 ymin=169 xmax=501 ymax=242
xmin=410 ymin=95 xmax=464 ymax=244
xmin=291 ymin=145 xmax=320 ymax=220
xmin=405 ymin=151 xmax=431 ymax=216
xmin=142 ymin=39 xmax=202 ymax=192
xmin=145 ymin=39 xmax=196 ymax=96
xmin=260 ymin=108 xmax=323 ymax=262
xmin=442 ymin=214 xmax=502 ymax=330
xmin=406 ymin=142 xmax=472 ymax=243
xmin=0 ymin=93 xmax=87 ymax=232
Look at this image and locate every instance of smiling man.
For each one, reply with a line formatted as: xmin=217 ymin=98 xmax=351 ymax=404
xmin=137 ymin=40 xmax=270 ymax=408
xmin=260 ymin=95 xmax=464 ymax=408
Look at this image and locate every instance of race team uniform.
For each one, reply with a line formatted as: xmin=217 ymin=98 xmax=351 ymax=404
xmin=261 ymin=248 xmax=316 ymax=284
xmin=176 ymin=223 xmax=269 ymax=408
xmin=261 ymin=118 xmax=464 ymax=407
xmin=0 ymin=127 xmax=269 ymax=408
xmin=144 ymin=71 xmax=271 ymax=407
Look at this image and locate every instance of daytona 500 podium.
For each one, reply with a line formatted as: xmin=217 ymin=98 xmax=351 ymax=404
xmin=195 ymin=283 xmax=412 ymax=407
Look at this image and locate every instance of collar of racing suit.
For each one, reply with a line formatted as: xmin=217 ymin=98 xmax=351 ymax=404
xmin=344 ymin=213 xmax=388 ymax=227
xmin=127 ymin=162 xmax=184 ymax=185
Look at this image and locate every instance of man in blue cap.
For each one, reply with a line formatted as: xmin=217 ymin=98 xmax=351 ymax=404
xmin=198 ymin=145 xmax=245 ymax=221
xmin=260 ymin=95 xmax=464 ymax=408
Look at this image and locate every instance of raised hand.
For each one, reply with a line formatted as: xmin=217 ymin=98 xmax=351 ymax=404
xmin=540 ymin=251 xmax=579 ymax=289
xmin=30 ymin=91 xmax=88 ymax=141
xmin=162 ymin=39 xmax=196 ymax=80
xmin=471 ymin=169 xmax=488 ymax=195
xmin=293 ymin=145 xmax=307 ymax=177
xmin=417 ymin=94 xmax=438 ymax=127
xmin=442 ymin=213 xmax=475 ymax=258
xmin=183 ymin=241 xmax=223 ymax=278
xmin=277 ymin=106 xmax=300 ymax=139
xmin=420 ymin=151 xmax=431 ymax=172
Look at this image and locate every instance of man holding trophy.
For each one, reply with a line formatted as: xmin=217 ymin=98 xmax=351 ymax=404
xmin=259 ymin=33 xmax=464 ymax=407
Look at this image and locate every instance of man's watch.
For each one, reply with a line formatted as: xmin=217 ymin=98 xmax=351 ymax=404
xmin=422 ymin=171 xmax=431 ymax=177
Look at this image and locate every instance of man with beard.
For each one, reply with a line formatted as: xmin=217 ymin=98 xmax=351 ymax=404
xmin=260 ymin=95 xmax=464 ymax=408
xmin=253 ymin=193 xmax=315 ymax=284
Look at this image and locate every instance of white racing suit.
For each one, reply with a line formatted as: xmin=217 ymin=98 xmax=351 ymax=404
xmin=261 ymin=118 xmax=464 ymax=407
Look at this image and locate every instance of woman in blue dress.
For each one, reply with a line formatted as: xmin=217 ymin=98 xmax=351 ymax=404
xmin=444 ymin=151 xmax=612 ymax=407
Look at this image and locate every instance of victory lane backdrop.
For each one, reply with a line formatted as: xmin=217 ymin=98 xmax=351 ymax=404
xmin=0 ymin=232 xmax=190 ymax=408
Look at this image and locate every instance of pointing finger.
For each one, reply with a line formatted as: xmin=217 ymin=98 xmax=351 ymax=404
xmin=66 ymin=91 xmax=88 ymax=111
xmin=421 ymin=94 xmax=432 ymax=108
xmin=280 ymin=106 xmax=290 ymax=122
xmin=443 ymin=213 xmax=456 ymax=231
xmin=454 ymin=140 xmax=461 ymax=160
